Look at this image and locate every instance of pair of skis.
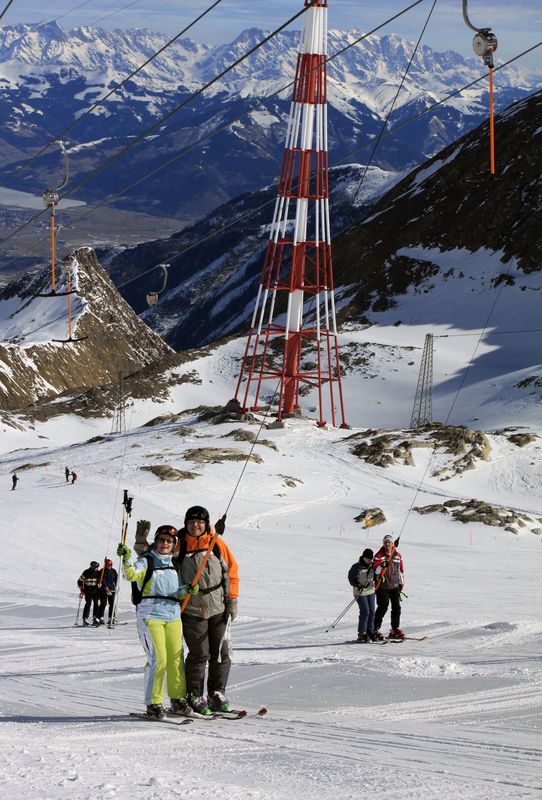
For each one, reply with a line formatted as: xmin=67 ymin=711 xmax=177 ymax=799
xmin=345 ymin=635 xmax=427 ymax=644
xmin=129 ymin=707 xmax=267 ymax=726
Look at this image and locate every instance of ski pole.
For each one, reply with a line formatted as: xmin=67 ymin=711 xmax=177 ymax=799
xmin=325 ymin=598 xmax=357 ymax=633
xmin=75 ymin=594 xmax=83 ymax=626
xmin=218 ymin=614 xmax=232 ymax=663
xmin=113 ymin=490 xmax=133 ymax=624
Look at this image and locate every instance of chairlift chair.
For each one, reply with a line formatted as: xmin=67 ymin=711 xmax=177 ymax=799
xmin=146 ymin=263 xmax=170 ymax=307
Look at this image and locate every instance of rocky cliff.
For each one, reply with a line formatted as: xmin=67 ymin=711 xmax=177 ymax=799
xmin=0 ymin=247 xmax=172 ymax=410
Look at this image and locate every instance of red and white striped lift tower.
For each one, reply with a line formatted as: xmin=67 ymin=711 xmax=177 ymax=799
xmin=232 ymin=0 xmax=347 ymax=427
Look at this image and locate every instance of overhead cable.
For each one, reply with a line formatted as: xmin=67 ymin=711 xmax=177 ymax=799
xmin=351 ymin=0 xmax=438 ymax=204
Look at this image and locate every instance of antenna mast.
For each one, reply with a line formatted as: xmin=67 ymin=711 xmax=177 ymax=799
xmin=230 ymin=0 xmax=347 ymax=428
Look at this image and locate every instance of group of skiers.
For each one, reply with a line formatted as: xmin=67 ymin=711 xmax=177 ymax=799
xmin=77 ymin=559 xmax=118 ymax=626
xmin=348 ymin=534 xmax=405 ymax=642
xmin=10 ymin=467 xmax=77 ymax=492
xmin=115 ymin=505 xmax=239 ymax=720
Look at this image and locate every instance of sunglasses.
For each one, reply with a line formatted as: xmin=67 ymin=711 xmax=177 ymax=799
xmin=156 ymin=536 xmax=175 ymax=544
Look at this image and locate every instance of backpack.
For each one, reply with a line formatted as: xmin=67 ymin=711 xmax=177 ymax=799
xmin=347 ymin=562 xmax=361 ymax=587
xmin=131 ymin=551 xmax=181 ymax=606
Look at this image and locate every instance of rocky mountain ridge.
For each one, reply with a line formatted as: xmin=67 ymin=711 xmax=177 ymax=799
xmin=0 ymin=248 xmax=171 ymax=410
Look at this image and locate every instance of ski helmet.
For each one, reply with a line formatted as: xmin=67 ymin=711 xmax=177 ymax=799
xmin=105 ymin=559 xmax=113 ymax=567
xmin=90 ymin=560 xmax=99 ymax=568
xmin=184 ymin=505 xmax=209 ymax=524
xmin=361 ymin=548 xmax=373 ymax=561
xmin=154 ymin=524 xmax=177 ymax=545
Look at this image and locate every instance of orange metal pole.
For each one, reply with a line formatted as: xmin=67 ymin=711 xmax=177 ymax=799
xmin=67 ymin=277 xmax=72 ymax=340
xmin=489 ymin=66 xmax=495 ymax=175
xmin=51 ymin=211 xmax=56 ymax=292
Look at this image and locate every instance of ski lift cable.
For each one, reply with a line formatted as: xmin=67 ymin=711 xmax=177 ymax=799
xmin=351 ymin=0 xmax=438 ymax=206
xmin=3 ymin=0 xmax=226 ymax=187
xmin=53 ymin=0 xmax=94 ymax=24
xmin=0 ymin=3 xmax=310 ymax=247
xmin=92 ymin=0 xmax=144 ymax=28
xmin=0 ymin=0 xmax=14 ymax=24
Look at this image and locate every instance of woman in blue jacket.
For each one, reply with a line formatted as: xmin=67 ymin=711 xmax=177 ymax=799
xmin=117 ymin=525 xmax=198 ymax=718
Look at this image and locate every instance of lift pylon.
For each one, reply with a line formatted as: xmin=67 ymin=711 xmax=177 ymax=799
xmin=230 ymin=0 xmax=347 ymax=428
xmin=410 ymin=333 xmax=434 ymax=429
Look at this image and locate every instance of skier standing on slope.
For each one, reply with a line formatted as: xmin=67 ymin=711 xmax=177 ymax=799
xmin=373 ymin=534 xmax=405 ymax=640
xmin=117 ymin=525 xmax=199 ymax=719
xmin=177 ymin=506 xmax=238 ymax=715
xmin=11 ymin=473 xmax=18 ymax=490
xmin=65 ymin=467 xmax=70 ymax=482
xmin=98 ymin=559 xmax=117 ymax=627
xmin=77 ymin=561 xmax=102 ymax=626
xmin=348 ymin=548 xmax=376 ymax=642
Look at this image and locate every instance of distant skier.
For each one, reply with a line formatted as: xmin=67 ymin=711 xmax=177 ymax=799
xmin=98 ymin=559 xmax=118 ymax=627
xmin=11 ymin=473 xmax=18 ymax=491
xmin=373 ymin=534 xmax=405 ymax=640
xmin=77 ymin=561 xmax=102 ymax=626
xmin=65 ymin=467 xmax=70 ymax=483
xmin=348 ymin=548 xmax=376 ymax=642
xmin=71 ymin=471 xmax=77 ymax=485
xmin=117 ymin=525 xmax=199 ymax=719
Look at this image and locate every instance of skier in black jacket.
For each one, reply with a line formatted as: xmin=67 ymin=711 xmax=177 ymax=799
xmin=77 ymin=561 xmax=101 ymax=626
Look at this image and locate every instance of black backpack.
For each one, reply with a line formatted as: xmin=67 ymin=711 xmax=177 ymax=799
xmin=131 ymin=551 xmax=181 ymax=606
xmin=347 ymin=562 xmax=361 ymax=587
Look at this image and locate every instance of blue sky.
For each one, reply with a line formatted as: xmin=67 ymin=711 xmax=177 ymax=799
xmin=5 ymin=1 xmax=542 ymax=70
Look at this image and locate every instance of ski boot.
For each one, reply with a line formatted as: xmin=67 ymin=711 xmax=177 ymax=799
xmin=188 ymin=693 xmax=212 ymax=716
xmin=170 ymin=698 xmax=194 ymax=717
xmin=82 ymin=619 xmax=90 ymax=627
xmin=208 ymin=691 xmax=231 ymax=713
xmin=372 ymin=630 xmax=385 ymax=641
xmin=356 ymin=633 xmax=369 ymax=643
xmin=146 ymin=704 xmax=165 ymax=719
xmin=388 ymin=628 xmax=404 ymax=640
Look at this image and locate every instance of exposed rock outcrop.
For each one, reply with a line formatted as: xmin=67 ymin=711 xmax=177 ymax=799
xmin=0 ymin=247 xmax=172 ymax=411
xmin=414 ymin=498 xmax=542 ymax=535
xmin=347 ymin=424 xmax=491 ymax=480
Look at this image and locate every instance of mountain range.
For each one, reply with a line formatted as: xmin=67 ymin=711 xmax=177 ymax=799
xmin=0 ymin=20 xmax=537 ymax=227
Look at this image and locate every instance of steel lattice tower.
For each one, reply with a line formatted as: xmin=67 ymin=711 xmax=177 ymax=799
xmin=231 ymin=0 xmax=347 ymax=427
xmin=111 ymin=373 xmax=127 ymax=435
xmin=410 ymin=333 xmax=434 ymax=428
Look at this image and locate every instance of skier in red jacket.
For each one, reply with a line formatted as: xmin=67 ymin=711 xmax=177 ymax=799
xmin=373 ymin=534 xmax=404 ymax=640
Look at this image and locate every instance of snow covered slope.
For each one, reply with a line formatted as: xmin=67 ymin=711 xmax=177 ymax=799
xmin=0 ymin=369 xmax=540 ymax=799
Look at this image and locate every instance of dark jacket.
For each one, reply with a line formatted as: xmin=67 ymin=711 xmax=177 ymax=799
xmin=78 ymin=568 xmax=100 ymax=595
xmin=348 ymin=559 xmax=375 ymax=597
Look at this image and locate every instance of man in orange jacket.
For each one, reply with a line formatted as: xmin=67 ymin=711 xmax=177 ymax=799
xmin=177 ymin=505 xmax=239 ymax=715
